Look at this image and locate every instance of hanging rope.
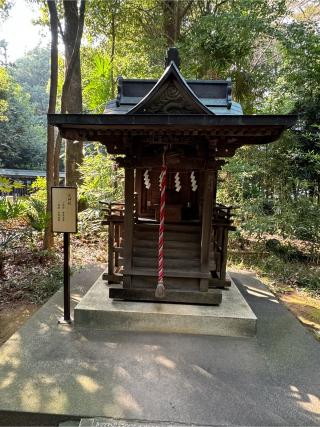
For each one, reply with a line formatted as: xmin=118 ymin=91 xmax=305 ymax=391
xmin=155 ymin=149 xmax=167 ymax=299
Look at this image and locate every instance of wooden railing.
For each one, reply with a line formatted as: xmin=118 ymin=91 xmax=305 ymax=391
xmin=211 ymin=203 xmax=236 ymax=283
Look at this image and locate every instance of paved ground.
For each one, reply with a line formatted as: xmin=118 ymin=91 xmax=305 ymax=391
xmin=0 ymin=267 xmax=319 ymax=426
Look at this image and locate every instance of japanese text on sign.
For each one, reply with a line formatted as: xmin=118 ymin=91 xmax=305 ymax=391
xmin=52 ymin=187 xmax=77 ymax=233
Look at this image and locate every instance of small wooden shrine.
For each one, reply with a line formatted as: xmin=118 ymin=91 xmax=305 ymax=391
xmin=49 ymin=48 xmax=295 ymax=306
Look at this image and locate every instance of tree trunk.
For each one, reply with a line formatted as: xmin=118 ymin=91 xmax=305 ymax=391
xmin=63 ymin=0 xmax=85 ymax=187
xmin=162 ymin=0 xmax=177 ymax=47
xmin=110 ymin=11 xmax=116 ymax=98
xmin=44 ymin=0 xmax=59 ymax=250
xmin=53 ymin=130 xmax=62 ymax=186
xmin=162 ymin=0 xmax=193 ymax=47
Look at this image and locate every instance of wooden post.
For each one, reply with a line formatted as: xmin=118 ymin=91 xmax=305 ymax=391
xmin=123 ymin=167 xmax=134 ymax=288
xmin=135 ymin=169 xmax=142 ymax=217
xmin=108 ymin=219 xmax=114 ymax=277
xmin=58 ymin=232 xmax=71 ymax=324
xmin=220 ymin=228 xmax=229 ymax=281
xmin=200 ymin=170 xmax=214 ymax=291
xmin=114 ymin=223 xmax=120 ymax=268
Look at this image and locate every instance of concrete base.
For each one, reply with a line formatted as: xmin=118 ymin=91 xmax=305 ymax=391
xmin=74 ymin=276 xmax=257 ymax=337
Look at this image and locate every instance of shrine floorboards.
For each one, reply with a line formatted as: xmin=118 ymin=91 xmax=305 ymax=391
xmin=0 ymin=266 xmax=319 ymax=426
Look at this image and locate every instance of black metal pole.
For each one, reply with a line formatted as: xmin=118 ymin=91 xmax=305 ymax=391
xmin=63 ymin=232 xmax=71 ymax=322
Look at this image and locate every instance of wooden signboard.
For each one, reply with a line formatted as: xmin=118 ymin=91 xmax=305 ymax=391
xmin=52 ymin=187 xmax=77 ymax=233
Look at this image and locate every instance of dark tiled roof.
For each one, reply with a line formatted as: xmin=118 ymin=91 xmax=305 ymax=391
xmin=104 ymin=62 xmax=243 ymax=116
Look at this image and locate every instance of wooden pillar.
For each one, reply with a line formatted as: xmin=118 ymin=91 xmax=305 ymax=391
xmin=114 ymin=223 xmax=120 ymax=268
xmin=220 ymin=228 xmax=229 ymax=281
xmin=108 ymin=219 xmax=114 ymax=276
xmin=135 ymin=169 xmax=142 ymax=217
xmin=123 ymin=167 xmax=134 ymax=288
xmin=200 ymin=170 xmax=215 ymax=291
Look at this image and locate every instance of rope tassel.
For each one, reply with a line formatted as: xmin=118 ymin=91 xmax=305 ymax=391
xmin=155 ymin=154 xmax=167 ymax=299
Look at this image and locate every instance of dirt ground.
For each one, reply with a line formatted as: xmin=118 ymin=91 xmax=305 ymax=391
xmin=0 ymin=224 xmax=107 ymax=347
xmin=0 ymin=302 xmax=40 ymax=346
xmin=278 ymin=289 xmax=320 ymax=340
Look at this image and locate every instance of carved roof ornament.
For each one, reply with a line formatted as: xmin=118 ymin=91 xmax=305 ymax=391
xmin=165 ymin=47 xmax=180 ymax=69
xmin=128 ymin=61 xmax=214 ymax=115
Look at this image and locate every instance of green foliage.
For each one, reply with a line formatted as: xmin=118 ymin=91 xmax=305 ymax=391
xmin=0 ymin=176 xmax=24 ymax=193
xmin=10 ymin=46 xmax=50 ymax=122
xmin=82 ymin=51 xmax=113 ymax=112
xmin=228 ymin=233 xmax=320 ymax=295
xmin=29 ymin=176 xmax=47 ymax=203
xmin=0 ymin=66 xmax=9 ymax=119
xmin=79 ymin=147 xmax=124 ymax=207
xmin=0 ymin=69 xmax=46 ymax=169
xmin=26 ymin=198 xmax=49 ymax=232
xmin=0 ymin=198 xmax=26 ymax=220
xmin=78 ymin=207 xmax=103 ymax=236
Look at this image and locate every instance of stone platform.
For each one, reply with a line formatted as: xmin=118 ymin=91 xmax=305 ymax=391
xmin=74 ymin=276 xmax=257 ymax=337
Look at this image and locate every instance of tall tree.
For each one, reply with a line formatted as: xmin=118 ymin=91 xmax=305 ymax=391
xmin=61 ymin=0 xmax=86 ymax=187
xmin=44 ymin=0 xmax=59 ymax=249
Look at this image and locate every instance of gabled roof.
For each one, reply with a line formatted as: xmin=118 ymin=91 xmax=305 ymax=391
xmin=128 ymin=62 xmax=214 ymax=115
xmin=104 ymin=62 xmax=243 ymax=116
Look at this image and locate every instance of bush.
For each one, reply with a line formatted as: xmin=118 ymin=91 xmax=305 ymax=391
xmin=77 ymin=207 xmax=102 ymax=236
xmin=0 ymin=198 xmax=26 ymax=220
xmin=229 ymin=233 xmax=320 ymax=294
xmin=79 ymin=148 xmax=124 ymax=208
xmin=29 ymin=176 xmax=47 ymax=203
xmin=26 ymin=198 xmax=49 ymax=232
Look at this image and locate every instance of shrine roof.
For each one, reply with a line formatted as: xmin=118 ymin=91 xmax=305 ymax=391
xmin=104 ymin=61 xmax=243 ymax=116
xmin=48 ymin=48 xmax=296 ymax=149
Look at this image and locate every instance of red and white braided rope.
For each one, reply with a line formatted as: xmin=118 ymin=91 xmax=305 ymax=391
xmin=156 ymin=160 xmax=167 ymax=297
xmin=158 ymin=163 xmax=167 ymax=285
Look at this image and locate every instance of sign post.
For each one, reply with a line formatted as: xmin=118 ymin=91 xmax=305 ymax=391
xmin=51 ymin=186 xmax=77 ymax=324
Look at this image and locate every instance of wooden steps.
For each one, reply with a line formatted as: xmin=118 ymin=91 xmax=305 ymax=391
xmin=108 ymin=221 xmax=223 ymax=304
xmin=133 ymin=246 xmax=200 ymax=258
xmin=134 ymin=230 xmax=200 ymax=242
xmin=134 ymin=239 xmax=200 ymax=250
xmin=132 ymin=256 xmax=200 ymax=269
xmin=130 ymin=222 xmax=203 ymax=291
